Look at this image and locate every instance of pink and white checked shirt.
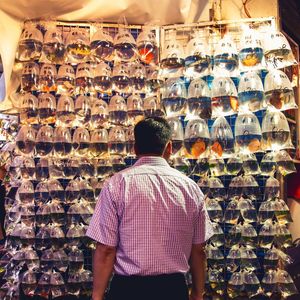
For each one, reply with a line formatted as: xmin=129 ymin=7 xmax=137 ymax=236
xmin=87 ymin=156 xmax=213 ymax=276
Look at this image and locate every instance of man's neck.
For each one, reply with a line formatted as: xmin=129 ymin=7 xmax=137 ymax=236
xmin=137 ymin=154 xmax=163 ymax=158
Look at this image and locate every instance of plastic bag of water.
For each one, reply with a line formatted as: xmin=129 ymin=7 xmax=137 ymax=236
xmin=56 ymin=96 xmax=75 ymax=127
xmin=53 ymin=127 xmax=72 ymax=158
xmin=264 ymin=176 xmax=280 ymax=201
xmin=90 ymin=128 xmax=109 ymax=158
xmin=209 ymin=156 xmax=226 ymax=177
xmin=36 ymin=125 xmax=54 ymax=157
xmin=136 ymin=26 xmax=158 ymax=64
xmin=108 ymin=126 xmax=127 ymax=156
xmin=38 ymin=93 xmax=56 ymax=125
xmin=91 ymin=98 xmax=109 ymax=129
xmin=74 ymin=95 xmax=91 ymax=127
xmin=238 ymin=71 xmax=265 ymax=112
xmin=16 ymin=22 xmax=43 ymax=62
xmin=41 ymin=24 xmax=65 ymax=64
xmin=114 ymin=27 xmax=137 ymax=62
xmin=213 ymin=35 xmax=239 ymax=77
xmin=20 ymin=93 xmax=38 ymax=125
xmin=243 ymin=270 xmax=263 ymax=298
xmin=211 ymin=77 xmax=238 ymax=118
xmin=129 ymin=62 xmax=146 ymax=92
xmin=226 ymin=155 xmax=243 ymax=175
xmin=75 ymin=63 xmax=94 ymax=95
xmin=184 ymin=30 xmax=211 ymax=77
xmin=227 ymin=271 xmax=243 ymax=298
xmin=39 ymin=64 xmax=57 ymax=93
xmin=112 ymin=63 xmax=131 ymax=93
xmin=261 ymin=109 xmax=293 ymax=151
xmin=209 ymin=223 xmax=224 ymax=247
xmin=235 ymin=112 xmax=261 ymax=154
xmin=168 ymin=117 xmax=184 ymax=157
xmin=263 ymin=30 xmax=297 ymax=70
xmin=184 ymin=118 xmax=210 ymax=159
xmin=187 ymin=78 xmax=211 ymax=120
xmin=16 ymin=125 xmax=36 ymax=157
xmin=66 ymin=27 xmax=90 ymax=64
xmin=242 ymin=175 xmax=260 ymax=201
xmin=260 ymin=152 xmax=277 ymax=176
xmin=241 ymin=223 xmax=258 ymax=249
xmin=108 ymin=95 xmax=128 ymax=126
xmin=145 ymin=66 xmax=164 ymax=95
xmin=242 ymin=153 xmax=261 ymax=175
xmin=125 ymin=126 xmax=135 ymax=157
xmin=208 ymin=177 xmax=227 ymax=201
xmin=160 ymin=29 xmax=185 ymax=77
xmin=94 ymin=62 xmax=112 ymax=93
xmin=56 ymin=64 xmax=75 ymax=95
xmin=275 ymin=150 xmax=296 ymax=176
xmin=90 ymin=26 xmax=114 ymax=62
xmin=264 ymin=69 xmax=297 ymax=111
xmin=162 ymin=78 xmax=187 ymax=117
xmin=72 ymin=127 xmax=90 ymax=156
xmin=127 ymin=94 xmax=144 ymax=126
xmin=21 ymin=62 xmax=40 ymax=92
xmin=210 ymin=116 xmax=234 ymax=158
xmin=239 ymin=28 xmax=264 ymax=71
xmin=144 ymin=96 xmax=164 ymax=118
xmin=205 ymin=198 xmax=223 ymax=223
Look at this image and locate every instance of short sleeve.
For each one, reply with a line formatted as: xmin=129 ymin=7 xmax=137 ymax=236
xmin=192 ymin=187 xmax=214 ymax=244
xmin=86 ymin=183 xmax=119 ymax=247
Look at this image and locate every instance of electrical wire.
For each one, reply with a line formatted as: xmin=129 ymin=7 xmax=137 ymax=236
xmin=242 ymin=0 xmax=252 ymax=18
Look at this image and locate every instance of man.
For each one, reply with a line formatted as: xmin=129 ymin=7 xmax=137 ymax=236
xmin=87 ymin=117 xmax=213 ymax=300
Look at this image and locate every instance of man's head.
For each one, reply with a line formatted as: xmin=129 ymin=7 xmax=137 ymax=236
xmin=134 ymin=117 xmax=172 ymax=159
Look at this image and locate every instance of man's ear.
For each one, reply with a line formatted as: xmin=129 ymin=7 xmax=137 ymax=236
xmin=163 ymin=141 xmax=172 ymax=159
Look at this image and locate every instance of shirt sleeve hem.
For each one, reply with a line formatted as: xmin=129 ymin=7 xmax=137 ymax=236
xmin=86 ymin=233 xmax=118 ymax=247
xmin=86 ymin=229 xmax=118 ymax=247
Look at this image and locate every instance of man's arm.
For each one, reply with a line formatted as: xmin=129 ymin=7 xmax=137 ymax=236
xmin=189 ymin=243 xmax=206 ymax=300
xmin=86 ymin=180 xmax=120 ymax=300
xmin=92 ymin=243 xmax=117 ymax=300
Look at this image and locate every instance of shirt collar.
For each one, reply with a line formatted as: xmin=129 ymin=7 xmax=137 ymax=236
xmin=134 ymin=156 xmax=170 ymax=167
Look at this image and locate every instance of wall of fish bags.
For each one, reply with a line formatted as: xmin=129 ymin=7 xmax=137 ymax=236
xmin=161 ymin=19 xmax=299 ymax=299
xmin=1 ymin=17 xmax=299 ymax=299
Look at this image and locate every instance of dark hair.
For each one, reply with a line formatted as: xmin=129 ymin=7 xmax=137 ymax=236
xmin=134 ymin=117 xmax=172 ymax=155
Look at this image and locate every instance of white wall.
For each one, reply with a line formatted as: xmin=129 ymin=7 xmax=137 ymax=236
xmin=220 ymin=0 xmax=279 ymax=22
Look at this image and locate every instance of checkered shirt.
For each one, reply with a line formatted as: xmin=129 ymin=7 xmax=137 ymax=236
xmin=87 ymin=156 xmax=213 ymax=276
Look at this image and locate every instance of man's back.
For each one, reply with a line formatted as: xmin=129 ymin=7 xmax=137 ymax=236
xmin=88 ymin=117 xmax=213 ymax=300
xmin=87 ymin=156 xmax=212 ymax=276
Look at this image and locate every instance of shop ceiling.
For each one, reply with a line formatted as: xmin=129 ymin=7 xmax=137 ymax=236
xmin=0 ymin=0 xmax=210 ymax=25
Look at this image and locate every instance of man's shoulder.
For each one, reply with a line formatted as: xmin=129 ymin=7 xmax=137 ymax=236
xmin=107 ymin=165 xmax=137 ymax=184
xmin=166 ymin=166 xmax=197 ymax=184
xmin=108 ymin=164 xmax=199 ymax=189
